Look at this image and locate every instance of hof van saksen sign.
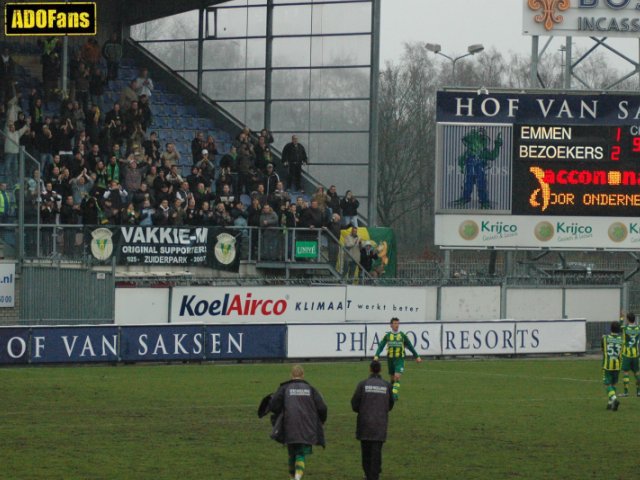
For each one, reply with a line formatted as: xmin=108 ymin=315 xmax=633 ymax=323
xmin=523 ymin=0 xmax=640 ymax=37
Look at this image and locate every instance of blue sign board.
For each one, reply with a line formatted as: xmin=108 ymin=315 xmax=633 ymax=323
xmin=0 ymin=327 xmax=29 ymax=364
xmin=120 ymin=325 xmax=204 ymax=362
xmin=30 ymin=327 xmax=119 ymax=363
xmin=204 ymin=325 xmax=286 ymax=360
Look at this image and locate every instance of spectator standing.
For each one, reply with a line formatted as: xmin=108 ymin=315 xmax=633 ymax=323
xmin=136 ymin=68 xmax=154 ymax=100
xmin=300 ymin=199 xmax=324 ymax=230
xmin=204 ymin=135 xmax=218 ymax=159
xmin=160 ymin=143 xmax=181 ymax=168
xmin=191 ymin=132 xmax=205 ymax=164
xmin=351 ymin=360 xmax=394 ymax=480
xmin=74 ymin=63 xmax=90 ymax=113
xmin=153 ymin=199 xmax=171 ymax=225
xmin=70 ymin=169 xmax=94 ymax=206
xmin=41 ymin=52 xmax=61 ymax=105
xmin=59 ymin=195 xmax=80 ymax=255
xmin=143 ymin=131 xmax=161 ymax=162
xmin=343 ymin=226 xmax=361 ymax=279
xmin=81 ymin=39 xmax=101 ymax=69
xmin=254 ymin=135 xmax=271 ymax=172
xmin=89 ymin=67 xmax=108 ymax=113
xmin=282 ymin=135 xmax=308 ymax=192
xmin=29 ymin=96 xmax=44 ymax=132
xmin=120 ymin=155 xmax=148 ymax=194
xmin=119 ymin=80 xmax=138 ymax=110
xmin=138 ymin=95 xmax=152 ymax=131
xmin=327 ymin=213 xmax=342 ymax=267
xmin=220 ymin=145 xmax=236 ymax=175
xmin=267 ymin=365 xmax=327 ymax=480
xmin=0 ymin=47 xmax=16 ymax=104
xmin=102 ymin=32 xmax=123 ymax=81
xmin=3 ymin=120 xmax=30 ymax=179
xmin=311 ymin=186 xmax=330 ymax=215
xmin=0 ymin=183 xmax=12 ymax=223
xmin=340 ymin=190 xmax=359 ymax=227
xmin=196 ymin=150 xmax=215 ymax=188
xmin=259 ymin=204 xmax=280 ymax=260
xmin=264 ymin=163 xmax=279 ymax=197
xmin=326 ymin=185 xmax=341 ymax=217
xmin=359 ymin=242 xmax=379 ymax=284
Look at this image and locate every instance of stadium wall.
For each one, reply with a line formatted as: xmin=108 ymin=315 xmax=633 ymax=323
xmin=0 ymin=320 xmax=585 ymax=365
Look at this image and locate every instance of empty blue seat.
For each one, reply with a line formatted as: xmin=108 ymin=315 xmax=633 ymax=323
xmin=153 ymin=116 xmax=166 ymax=128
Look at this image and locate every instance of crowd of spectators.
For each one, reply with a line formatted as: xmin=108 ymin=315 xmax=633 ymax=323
xmin=0 ymin=38 xmax=364 ymax=263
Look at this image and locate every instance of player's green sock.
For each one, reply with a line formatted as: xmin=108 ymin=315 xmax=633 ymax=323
xmin=392 ymin=381 xmax=400 ymax=400
xmin=294 ymin=454 xmax=305 ymax=479
xmin=607 ymin=386 xmax=617 ymax=402
xmin=288 ymin=452 xmax=296 ymax=478
xmin=623 ymin=374 xmax=630 ymax=393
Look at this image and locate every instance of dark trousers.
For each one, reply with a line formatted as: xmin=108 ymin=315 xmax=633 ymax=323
xmin=361 ymin=440 xmax=383 ymax=480
xmin=107 ymin=61 xmax=120 ymax=81
xmin=288 ymin=163 xmax=302 ymax=191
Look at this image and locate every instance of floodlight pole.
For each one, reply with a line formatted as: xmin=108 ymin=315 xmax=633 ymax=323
xmin=426 ymin=44 xmax=484 ymax=85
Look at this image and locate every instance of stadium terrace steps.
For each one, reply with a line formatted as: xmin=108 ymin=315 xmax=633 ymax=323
xmin=6 ymin=48 xmax=226 ymax=177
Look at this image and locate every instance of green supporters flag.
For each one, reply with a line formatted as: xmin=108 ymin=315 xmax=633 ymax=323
xmin=366 ymin=227 xmax=397 ymax=278
xmin=207 ymin=228 xmax=242 ymax=272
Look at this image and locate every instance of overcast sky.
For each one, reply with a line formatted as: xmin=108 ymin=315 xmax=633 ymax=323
xmin=379 ymin=0 xmax=639 ymax=69
xmin=380 ymin=0 xmax=530 ymax=62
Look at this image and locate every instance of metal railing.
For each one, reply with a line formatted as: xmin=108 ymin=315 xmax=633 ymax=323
xmin=0 ymin=126 xmax=42 ymax=264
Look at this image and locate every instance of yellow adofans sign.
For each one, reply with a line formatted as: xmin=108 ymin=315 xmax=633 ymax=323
xmin=4 ymin=2 xmax=97 ymax=36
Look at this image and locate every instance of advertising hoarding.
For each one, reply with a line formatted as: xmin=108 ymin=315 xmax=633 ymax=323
xmin=435 ymin=90 xmax=640 ymax=249
xmin=345 ymin=286 xmax=435 ymax=322
xmin=171 ymin=286 xmax=347 ymax=323
xmin=523 ymin=0 xmax=640 ymax=38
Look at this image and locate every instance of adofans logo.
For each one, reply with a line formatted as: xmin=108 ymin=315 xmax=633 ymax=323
xmin=5 ymin=2 xmax=96 ymax=36
xmin=528 ymin=0 xmax=570 ymax=31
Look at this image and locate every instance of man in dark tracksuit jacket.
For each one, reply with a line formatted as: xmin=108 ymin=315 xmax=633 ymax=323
xmin=269 ymin=364 xmax=328 ymax=480
xmin=351 ymin=360 xmax=395 ymax=480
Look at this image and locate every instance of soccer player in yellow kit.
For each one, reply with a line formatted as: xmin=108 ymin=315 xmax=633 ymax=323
xmin=373 ymin=317 xmax=422 ymax=400
xmin=602 ymin=321 xmax=623 ymax=411
xmin=618 ymin=312 xmax=640 ymax=397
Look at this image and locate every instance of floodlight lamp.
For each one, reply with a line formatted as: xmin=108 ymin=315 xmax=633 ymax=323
xmin=468 ymin=44 xmax=485 ymax=55
xmin=425 ymin=43 xmax=441 ymax=54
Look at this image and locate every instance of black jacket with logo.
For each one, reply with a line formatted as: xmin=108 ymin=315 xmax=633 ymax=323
xmin=268 ymin=379 xmax=327 ymax=446
xmin=351 ymin=374 xmax=394 ymax=442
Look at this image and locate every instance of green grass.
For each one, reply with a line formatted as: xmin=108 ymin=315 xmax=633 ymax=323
xmin=0 ymin=358 xmax=637 ymax=479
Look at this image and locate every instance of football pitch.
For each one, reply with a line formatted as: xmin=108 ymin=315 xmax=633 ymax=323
xmin=1 ymin=358 xmax=637 ymax=479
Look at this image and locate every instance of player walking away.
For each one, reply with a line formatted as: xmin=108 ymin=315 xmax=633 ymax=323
xmin=373 ymin=317 xmax=422 ymax=401
xmin=351 ymin=360 xmax=394 ymax=480
xmin=602 ymin=321 xmax=623 ymax=411
xmin=267 ymin=365 xmax=327 ymax=480
xmin=620 ymin=312 xmax=640 ymax=397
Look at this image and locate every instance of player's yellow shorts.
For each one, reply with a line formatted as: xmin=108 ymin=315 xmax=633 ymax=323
xmin=621 ymin=356 xmax=640 ymax=372
xmin=387 ymin=358 xmax=405 ymax=376
xmin=603 ymin=369 xmax=619 ymax=385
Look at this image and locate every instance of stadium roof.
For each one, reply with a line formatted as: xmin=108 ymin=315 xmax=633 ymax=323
xmin=119 ymin=0 xmax=229 ymax=25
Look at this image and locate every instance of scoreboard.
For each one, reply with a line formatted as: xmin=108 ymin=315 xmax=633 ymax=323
xmin=434 ymin=90 xmax=640 ymax=249
xmin=514 ymin=124 xmax=640 ymax=216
